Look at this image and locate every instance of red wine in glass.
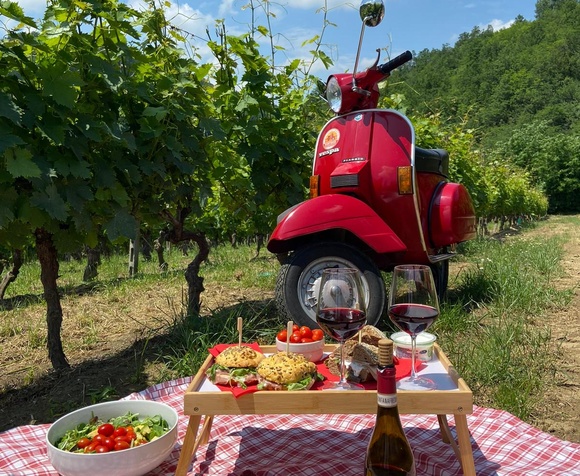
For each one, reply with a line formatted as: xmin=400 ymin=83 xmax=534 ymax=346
xmin=317 ymin=307 xmax=366 ymax=341
xmin=388 ymin=264 xmax=440 ymax=391
xmin=388 ymin=303 xmax=438 ymax=336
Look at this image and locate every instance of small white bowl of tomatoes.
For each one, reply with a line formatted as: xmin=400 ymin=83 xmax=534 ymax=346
xmin=275 ymin=324 xmax=325 ymax=362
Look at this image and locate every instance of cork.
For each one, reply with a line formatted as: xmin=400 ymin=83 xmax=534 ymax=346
xmin=378 ymin=338 xmax=394 ymax=366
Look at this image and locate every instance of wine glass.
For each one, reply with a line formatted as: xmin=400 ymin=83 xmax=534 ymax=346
xmin=316 ymin=267 xmax=367 ymax=390
xmin=388 ymin=264 xmax=440 ymax=391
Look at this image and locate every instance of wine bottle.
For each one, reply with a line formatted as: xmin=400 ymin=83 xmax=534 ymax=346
xmin=364 ymin=338 xmax=416 ymax=476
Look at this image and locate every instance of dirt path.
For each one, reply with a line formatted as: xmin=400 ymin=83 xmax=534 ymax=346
xmin=526 ymin=217 xmax=580 ymax=442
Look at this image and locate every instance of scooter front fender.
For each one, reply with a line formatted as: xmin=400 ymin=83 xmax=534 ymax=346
xmin=267 ymin=194 xmax=407 ymax=255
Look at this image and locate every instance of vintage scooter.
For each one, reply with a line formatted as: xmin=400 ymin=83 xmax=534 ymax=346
xmin=267 ymin=0 xmax=477 ymax=327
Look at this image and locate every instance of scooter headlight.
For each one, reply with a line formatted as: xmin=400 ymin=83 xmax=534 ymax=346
xmin=326 ymin=76 xmax=342 ymax=113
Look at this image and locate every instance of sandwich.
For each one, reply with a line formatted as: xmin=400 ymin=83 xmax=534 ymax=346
xmin=206 ymin=345 xmax=265 ymax=388
xmin=357 ymin=325 xmax=387 ymax=346
xmin=256 ymin=352 xmax=322 ymax=391
xmin=326 ymin=342 xmax=380 ymax=382
xmin=325 ymin=325 xmax=386 ymax=382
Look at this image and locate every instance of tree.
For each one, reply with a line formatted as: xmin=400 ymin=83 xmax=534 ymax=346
xmin=0 ymin=0 xmax=215 ymax=367
xmin=1 ymin=0 xmax=331 ymax=368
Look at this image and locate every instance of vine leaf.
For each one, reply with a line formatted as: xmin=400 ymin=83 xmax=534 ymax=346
xmin=30 ymin=184 xmax=68 ymax=221
xmin=5 ymin=148 xmax=41 ymax=178
xmin=104 ymin=209 xmax=138 ymax=242
xmin=39 ymin=69 xmax=84 ymax=108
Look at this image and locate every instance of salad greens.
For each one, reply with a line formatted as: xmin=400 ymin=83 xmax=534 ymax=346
xmin=206 ymin=363 xmax=256 ymax=388
xmin=56 ymin=411 xmax=170 ymax=453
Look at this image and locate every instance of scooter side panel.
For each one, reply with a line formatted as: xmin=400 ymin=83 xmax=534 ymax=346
xmin=368 ymin=111 xmax=430 ymax=261
xmin=267 ymin=194 xmax=407 ymax=255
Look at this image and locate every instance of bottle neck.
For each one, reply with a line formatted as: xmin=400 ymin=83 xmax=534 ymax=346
xmin=376 ymin=365 xmax=397 ymax=408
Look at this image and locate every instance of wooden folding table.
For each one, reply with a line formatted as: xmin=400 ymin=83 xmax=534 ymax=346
xmin=175 ymin=344 xmax=475 ymax=476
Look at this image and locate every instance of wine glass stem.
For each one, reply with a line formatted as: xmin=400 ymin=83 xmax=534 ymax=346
xmin=339 ymin=341 xmax=347 ymax=384
xmin=410 ymin=335 xmax=417 ymax=380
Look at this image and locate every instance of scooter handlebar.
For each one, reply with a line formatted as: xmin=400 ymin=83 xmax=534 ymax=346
xmin=377 ymin=50 xmax=413 ymax=75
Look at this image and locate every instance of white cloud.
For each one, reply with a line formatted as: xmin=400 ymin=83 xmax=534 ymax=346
xmin=285 ymin=0 xmax=355 ymax=10
xmin=484 ymin=18 xmax=515 ymax=31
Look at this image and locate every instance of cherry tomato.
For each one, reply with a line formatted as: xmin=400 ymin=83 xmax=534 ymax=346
xmin=76 ymin=437 xmax=91 ymax=449
xmin=126 ymin=430 xmax=137 ymax=441
xmin=98 ymin=423 xmax=115 ymax=437
xmin=276 ymin=330 xmax=288 ymax=342
xmin=114 ymin=440 xmax=131 ymax=451
xmin=84 ymin=441 xmax=99 ymax=453
xmin=299 ymin=326 xmax=313 ymax=339
xmin=300 ymin=337 xmax=314 ymax=343
xmin=114 ymin=435 xmax=130 ymax=444
xmin=95 ymin=445 xmax=110 ymax=453
xmin=93 ymin=434 xmax=106 ymax=444
xmin=292 ymin=324 xmax=300 ymax=332
xmin=311 ymin=329 xmax=324 ymax=341
xmin=103 ymin=437 xmax=115 ymax=450
xmin=113 ymin=426 xmax=127 ymax=437
xmin=290 ymin=332 xmax=302 ymax=343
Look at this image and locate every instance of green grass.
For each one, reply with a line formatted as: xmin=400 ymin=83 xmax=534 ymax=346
xmin=1 ymin=217 xmax=577 ymax=424
xmin=433 ymin=222 xmax=573 ymax=420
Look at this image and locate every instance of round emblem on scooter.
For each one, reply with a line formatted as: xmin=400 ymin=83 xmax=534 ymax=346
xmin=322 ymin=128 xmax=340 ymax=149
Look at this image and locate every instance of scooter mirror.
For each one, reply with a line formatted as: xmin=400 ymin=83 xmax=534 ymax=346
xmin=359 ymin=0 xmax=385 ymax=27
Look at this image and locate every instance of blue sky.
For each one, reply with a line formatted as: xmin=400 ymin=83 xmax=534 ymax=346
xmin=7 ymin=0 xmax=539 ymax=77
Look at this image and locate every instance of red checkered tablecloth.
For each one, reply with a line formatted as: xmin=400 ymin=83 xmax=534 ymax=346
xmin=1 ymin=377 xmax=579 ymax=475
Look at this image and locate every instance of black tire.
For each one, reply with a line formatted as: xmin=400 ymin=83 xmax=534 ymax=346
xmin=275 ymin=243 xmax=386 ymax=328
xmin=430 ymin=260 xmax=449 ymax=303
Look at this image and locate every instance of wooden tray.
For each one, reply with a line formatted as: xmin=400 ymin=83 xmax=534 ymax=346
xmin=176 ymin=344 xmax=476 ymax=476
xmin=183 ymin=344 xmax=472 ymax=416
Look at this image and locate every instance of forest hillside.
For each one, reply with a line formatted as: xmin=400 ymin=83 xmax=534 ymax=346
xmin=388 ymin=0 xmax=580 ymax=213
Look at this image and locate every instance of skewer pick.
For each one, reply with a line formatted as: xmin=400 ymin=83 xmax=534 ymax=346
xmin=286 ymin=320 xmax=293 ymax=353
xmin=237 ymin=317 xmax=243 ymax=347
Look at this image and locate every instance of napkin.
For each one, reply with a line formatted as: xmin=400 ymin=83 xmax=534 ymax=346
xmin=207 ymin=343 xmax=265 ymax=398
xmin=314 ymin=356 xmax=422 ymax=390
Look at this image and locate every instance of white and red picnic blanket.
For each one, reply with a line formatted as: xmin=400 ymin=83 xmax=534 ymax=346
xmin=1 ymin=377 xmax=579 ymax=475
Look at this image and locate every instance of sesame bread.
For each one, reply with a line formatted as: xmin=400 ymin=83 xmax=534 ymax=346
xmin=215 ymin=346 xmax=265 ymax=368
xmin=257 ymin=352 xmax=317 ymax=385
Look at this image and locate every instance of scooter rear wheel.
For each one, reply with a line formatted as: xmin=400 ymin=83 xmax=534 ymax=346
xmin=275 ymin=242 xmax=386 ymax=328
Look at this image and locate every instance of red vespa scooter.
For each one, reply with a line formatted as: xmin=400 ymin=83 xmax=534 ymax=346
xmin=267 ymin=0 xmax=477 ymax=328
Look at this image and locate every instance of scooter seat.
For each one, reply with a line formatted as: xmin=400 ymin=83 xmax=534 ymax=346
xmin=415 ymin=147 xmax=449 ymax=177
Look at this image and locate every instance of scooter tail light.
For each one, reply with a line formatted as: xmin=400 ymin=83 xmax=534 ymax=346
xmin=309 ymin=175 xmax=320 ymax=198
xmin=397 ymin=166 xmax=413 ymax=195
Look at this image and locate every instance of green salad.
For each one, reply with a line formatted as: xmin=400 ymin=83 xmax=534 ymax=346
xmin=56 ymin=411 xmax=170 ymax=453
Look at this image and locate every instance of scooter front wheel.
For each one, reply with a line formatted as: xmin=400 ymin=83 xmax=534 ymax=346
xmin=275 ymin=243 xmax=386 ymax=328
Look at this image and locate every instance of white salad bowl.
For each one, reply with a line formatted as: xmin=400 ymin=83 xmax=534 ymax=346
xmin=46 ymin=399 xmax=179 ymax=476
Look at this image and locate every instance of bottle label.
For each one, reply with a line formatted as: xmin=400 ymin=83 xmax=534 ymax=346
xmin=377 ymin=393 xmax=397 ymax=408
